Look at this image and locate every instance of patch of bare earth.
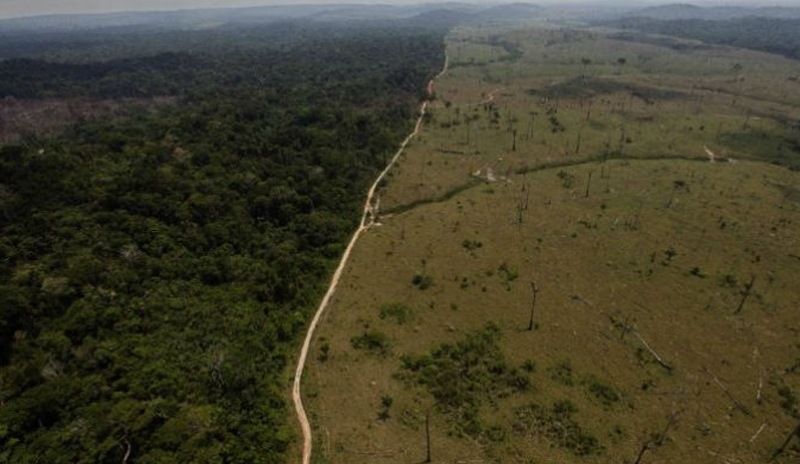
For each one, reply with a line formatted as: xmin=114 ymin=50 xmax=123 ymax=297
xmin=0 ymin=96 xmax=175 ymax=142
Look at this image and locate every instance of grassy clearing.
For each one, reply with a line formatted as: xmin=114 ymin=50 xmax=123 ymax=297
xmin=381 ymin=26 xmax=800 ymax=213
xmin=305 ymin=23 xmax=800 ymax=464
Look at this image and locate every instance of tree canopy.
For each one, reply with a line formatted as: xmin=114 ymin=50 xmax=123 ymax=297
xmin=0 ymin=19 xmax=445 ymax=463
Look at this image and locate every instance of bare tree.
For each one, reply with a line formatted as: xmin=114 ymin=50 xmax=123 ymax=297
xmin=528 ymin=281 xmax=539 ymax=331
xmin=771 ymin=420 xmax=800 ymax=461
xmin=424 ymin=410 xmax=432 ymax=462
xmin=734 ymin=275 xmax=756 ymax=314
xmin=584 ymin=170 xmax=593 ymax=198
xmin=633 ymin=410 xmax=681 ymax=464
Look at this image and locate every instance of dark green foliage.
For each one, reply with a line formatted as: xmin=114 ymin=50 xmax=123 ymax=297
xmin=719 ymin=130 xmax=800 ymax=171
xmin=318 ymin=342 xmax=330 ymax=362
xmin=398 ymin=324 xmax=531 ymax=437
xmin=487 ymin=35 xmax=524 ymax=62
xmin=0 ymin=53 xmax=200 ymax=98
xmin=485 ymin=424 xmax=507 ymax=442
xmin=412 ymin=273 xmax=434 ymax=290
xmin=776 ymin=383 xmax=798 ymax=417
xmin=378 ymin=395 xmax=393 ymax=421
xmin=522 ymin=359 xmax=537 ymax=373
xmin=528 ymin=77 xmax=683 ymax=103
xmin=0 ymin=19 xmax=445 ymax=463
xmin=548 ymin=360 xmax=576 ymax=386
xmin=351 ymin=331 xmax=393 ymax=357
xmin=512 ymin=400 xmax=602 ymax=456
xmin=461 ymin=239 xmax=483 ymax=251
xmin=610 ymin=17 xmax=800 ymax=60
xmin=689 ymin=266 xmax=706 ymax=278
xmin=586 ymin=378 xmax=621 ymax=408
xmin=557 ymin=170 xmax=575 ymax=189
xmin=497 ymin=262 xmax=519 ymax=290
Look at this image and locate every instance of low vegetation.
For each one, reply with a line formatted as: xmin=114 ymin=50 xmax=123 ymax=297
xmin=512 ymin=400 xmax=602 ymax=456
xmin=397 ymin=324 xmax=530 ymax=437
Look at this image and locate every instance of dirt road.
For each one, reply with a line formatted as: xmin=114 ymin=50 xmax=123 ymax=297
xmin=292 ymin=51 xmax=448 ymax=464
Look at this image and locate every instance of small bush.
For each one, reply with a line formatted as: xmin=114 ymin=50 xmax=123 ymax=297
xmin=512 ymin=399 xmax=601 ymax=456
xmin=351 ymin=330 xmax=392 ymax=357
xmin=587 ymin=378 xmax=621 ymax=407
xmin=412 ymin=273 xmax=433 ymax=290
xmin=548 ymin=360 xmax=575 ymax=386
xmin=497 ymin=262 xmax=519 ymax=290
xmin=379 ymin=302 xmax=411 ymax=324
xmin=777 ymin=384 xmax=798 ymax=416
xmin=378 ymin=395 xmax=393 ymax=421
xmin=522 ymin=359 xmax=537 ymax=373
xmin=461 ymin=239 xmax=483 ymax=251
xmin=557 ymin=170 xmax=575 ymax=188
xmin=318 ymin=342 xmax=330 ymax=362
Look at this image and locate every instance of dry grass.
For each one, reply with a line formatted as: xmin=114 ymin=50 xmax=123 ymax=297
xmin=303 ymin=23 xmax=800 ymax=464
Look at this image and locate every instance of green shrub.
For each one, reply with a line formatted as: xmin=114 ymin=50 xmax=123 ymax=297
xmin=397 ymin=324 xmax=530 ymax=437
xmin=412 ymin=273 xmax=433 ymax=290
xmin=587 ymin=378 xmax=621 ymax=407
xmin=513 ymin=400 xmax=602 ymax=456
xmin=548 ymin=360 xmax=575 ymax=386
xmin=351 ymin=331 xmax=392 ymax=357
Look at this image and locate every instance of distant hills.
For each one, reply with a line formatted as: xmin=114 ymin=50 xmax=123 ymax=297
xmin=627 ymin=3 xmax=800 ymax=20
xmin=3 ymin=2 xmax=800 ymax=35
xmin=0 ymin=3 xmax=549 ymax=33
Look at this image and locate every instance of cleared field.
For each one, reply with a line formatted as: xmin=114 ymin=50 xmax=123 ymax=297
xmin=304 ymin=24 xmax=800 ymax=464
xmin=382 ymin=27 xmax=800 ymax=212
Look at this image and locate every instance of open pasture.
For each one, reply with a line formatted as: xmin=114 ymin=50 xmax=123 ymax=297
xmin=305 ymin=23 xmax=800 ymax=464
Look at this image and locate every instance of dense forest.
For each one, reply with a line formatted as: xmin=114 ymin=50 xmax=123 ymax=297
xmin=609 ymin=17 xmax=800 ymax=60
xmin=0 ymin=19 xmax=445 ymax=463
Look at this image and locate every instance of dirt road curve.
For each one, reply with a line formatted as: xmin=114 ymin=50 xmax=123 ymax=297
xmin=292 ymin=52 xmax=448 ymax=464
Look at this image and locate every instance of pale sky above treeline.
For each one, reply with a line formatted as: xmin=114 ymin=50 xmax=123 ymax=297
xmin=2 ymin=0 xmax=798 ymax=20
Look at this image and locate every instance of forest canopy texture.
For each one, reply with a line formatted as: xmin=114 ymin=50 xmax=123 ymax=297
xmin=0 ymin=19 xmax=445 ymax=463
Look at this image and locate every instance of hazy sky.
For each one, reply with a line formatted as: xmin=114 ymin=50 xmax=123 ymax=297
xmin=2 ymin=0 xmax=798 ymax=20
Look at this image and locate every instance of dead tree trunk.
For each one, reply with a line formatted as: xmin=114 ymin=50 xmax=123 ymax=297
xmin=528 ymin=281 xmax=539 ymax=331
xmin=632 ymin=442 xmax=650 ymax=464
xmin=633 ymin=410 xmax=681 ymax=464
xmin=584 ymin=170 xmax=593 ymax=198
xmin=703 ymin=366 xmax=752 ymax=416
xmin=771 ymin=420 xmax=800 ymax=461
xmin=735 ymin=275 xmax=756 ymax=314
xmin=632 ymin=329 xmax=672 ymax=371
xmin=121 ymin=436 xmax=132 ymax=464
xmin=425 ymin=411 xmax=432 ymax=463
